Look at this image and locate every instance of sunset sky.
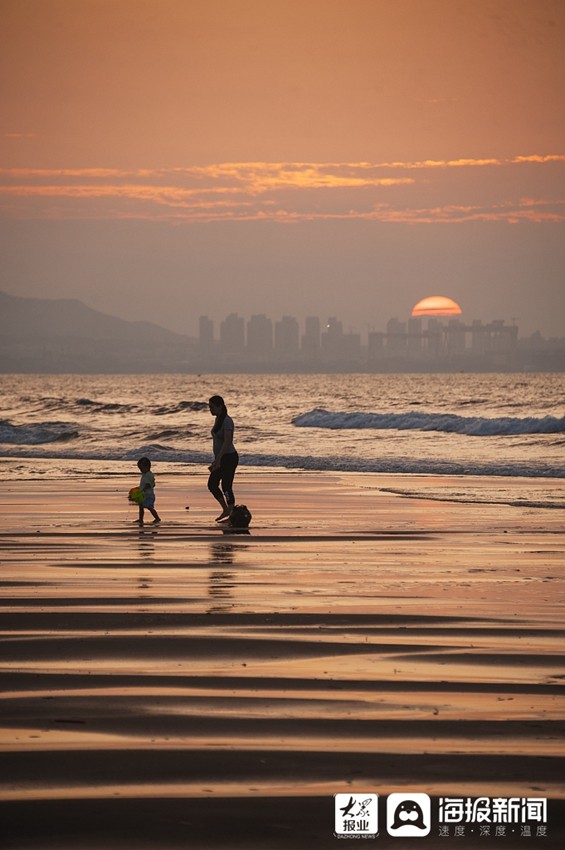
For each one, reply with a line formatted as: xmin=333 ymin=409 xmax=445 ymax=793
xmin=1 ymin=0 xmax=564 ymax=338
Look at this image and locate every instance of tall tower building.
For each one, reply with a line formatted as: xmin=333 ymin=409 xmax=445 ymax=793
xmin=247 ymin=314 xmax=273 ymax=357
xmin=385 ymin=318 xmax=407 ymax=353
xmin=274 ymin=316 xmax=300 ymax=356
xmin=220 ymin=313 xmax=245 ymax=353
xmin=199 ymin=315 xmax=214 ymax=350
xmin=321 ymin=317 xmax=343 ymax=355
xmin=302 ymin=316 xmax=321 ymax=355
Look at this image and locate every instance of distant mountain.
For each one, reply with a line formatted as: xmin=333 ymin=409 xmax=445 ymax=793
xmin=0 ymin=291 xmax=196 ymax=373
xmin=0 ymin=290 xmax=191 ymax=343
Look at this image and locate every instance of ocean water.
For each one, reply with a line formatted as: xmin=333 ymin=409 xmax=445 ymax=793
xmin=1 ymin=372 xmax=564 ymax=508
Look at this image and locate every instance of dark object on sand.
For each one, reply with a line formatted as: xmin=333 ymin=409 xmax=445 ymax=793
xmin=229 ymin=504 xmax=252 ymax=528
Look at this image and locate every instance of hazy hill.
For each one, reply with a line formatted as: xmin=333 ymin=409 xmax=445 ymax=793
xmin=0 ymin=291 xmax=195 ymax=373
xmin=0 ymin=291 xmax=191 ymax=343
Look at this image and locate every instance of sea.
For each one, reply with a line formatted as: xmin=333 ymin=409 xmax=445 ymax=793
xmin=1 ymin=372 xmax=564 ymax=509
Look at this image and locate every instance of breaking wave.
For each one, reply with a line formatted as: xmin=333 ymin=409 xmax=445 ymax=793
xmin=28 ymin=397 xmax=209 ymax=416
xmin=152 ymin=401 xmax=209 ymax=415
xmin=292 ymin=409 xmax=565 ymax=437
xmin=75 ymin=398 xmax=133 ymax=412
xmin=0 ymin=420 xmax=79 ymax=445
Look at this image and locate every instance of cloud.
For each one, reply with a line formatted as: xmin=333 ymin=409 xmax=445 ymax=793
xmin=0 ymin=157 xmax=563 ymax=223
xmin=367 ymin=198 xmax=565 ymax=225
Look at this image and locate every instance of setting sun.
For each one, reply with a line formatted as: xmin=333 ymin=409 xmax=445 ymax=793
xmin=411 ymin=295 xmax=462 ymax=317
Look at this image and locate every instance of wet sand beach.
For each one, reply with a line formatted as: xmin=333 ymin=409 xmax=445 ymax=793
xmin=1 ymin=470 xmax=564 ymax=848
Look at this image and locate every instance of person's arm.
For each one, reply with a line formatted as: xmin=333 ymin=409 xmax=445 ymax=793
xmin=141 ymin=473 xmax=154 ymax=492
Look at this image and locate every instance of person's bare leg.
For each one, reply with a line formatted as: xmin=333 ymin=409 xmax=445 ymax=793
xmin=215 ymin=496 xmax=230 ymax=522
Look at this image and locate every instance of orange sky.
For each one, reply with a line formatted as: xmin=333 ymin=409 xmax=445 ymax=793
xmin=2 ymin=0 xmax=564 ymax=166
xmin=1 ymin=0 xmax=564 ymax=337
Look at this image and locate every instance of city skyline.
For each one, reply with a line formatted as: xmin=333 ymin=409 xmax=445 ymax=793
xmin=193 ymin=309 xmax=562 ymax=372
xmin=197 ymin=309 xmax=525 ymax=347
xmin=1 ymin=288 xmax=562 ymax=373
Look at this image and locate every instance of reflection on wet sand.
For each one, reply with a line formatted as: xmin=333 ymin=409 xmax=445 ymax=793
xmin=207 ymin=538 xmax=250 ymax=612
xmin=0 ymin=474 xmax=564 ymax=848
xmin=136 ymin=527 xmax=159 ymax=560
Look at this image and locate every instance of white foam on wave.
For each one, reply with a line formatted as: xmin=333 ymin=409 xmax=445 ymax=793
xmin=0 ymin=419 xmax=79 ymax=444
xmin=1 ymin=442 xmax=561 ymax=482
xmin=292 ymin=408 xmax=565 ymax=437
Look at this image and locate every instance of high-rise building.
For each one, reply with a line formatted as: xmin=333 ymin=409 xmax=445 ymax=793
xmin=199 ymin=315 xmax=214 ymax=350
xmin=368 ymin=331 xmax=385 ymax=362
xmin=274 ymin=316 xmax=300 ymax=356
xmin=302 ymin=316 xmax=321 ymax=354
xmin=425 ymin=318 xmax=442 ymax=357
xmin=321 ymin=317 xmax=361 ymax=360
xmin=321 ymin=317 xmax=343 ymax=355
xmin=445 ymin=318 xmax=466 ymax=353
xmin=247 ymin=314 xmax=273 ymax=357
xmin=385 ymin=318 xmax=407 ymax=353
xmin=471 ymin=319 xmax=489 ymax=354
xmin=488 ymin=320 xmax=518 ymax=353
xmin=407 ymin=317 xmax=423 ymax=352
xmin=220 ymin=313 xmax=245 ymax=352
